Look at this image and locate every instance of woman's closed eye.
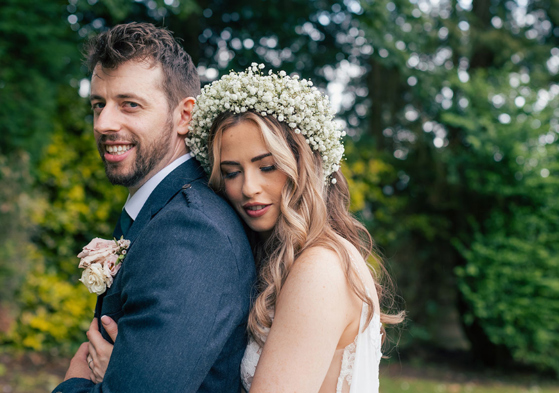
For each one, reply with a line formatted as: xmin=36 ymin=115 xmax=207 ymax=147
xmin=223 ymin=164 xmax=276 ymax=179
xmin=223 ymin=170 xmax=240 ymax=179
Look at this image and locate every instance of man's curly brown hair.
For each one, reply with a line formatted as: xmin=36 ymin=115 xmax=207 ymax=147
xmin=85 ymin=22 xmax=200 ymax=108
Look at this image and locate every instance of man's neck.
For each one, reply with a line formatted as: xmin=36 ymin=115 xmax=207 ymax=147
xmin=128 ymin=148 xmax=190 ymax=196
xmin=123 ymin=154 xmax=191 ymax=220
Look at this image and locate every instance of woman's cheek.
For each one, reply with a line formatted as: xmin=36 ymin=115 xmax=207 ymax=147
xmin=224 ymin=183 xmax=239 ymax=205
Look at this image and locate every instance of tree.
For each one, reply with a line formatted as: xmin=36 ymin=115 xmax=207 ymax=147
xmin=0 ymin=0 xmax=81 ymax=156
xmin=347 ymin=0 xmax=559 ymax=373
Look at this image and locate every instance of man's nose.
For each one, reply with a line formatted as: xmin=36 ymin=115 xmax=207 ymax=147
xmin=94 ymin=104 xmax=121 ymax=134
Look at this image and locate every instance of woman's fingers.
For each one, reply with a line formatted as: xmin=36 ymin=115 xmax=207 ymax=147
xmin=101 ymin=315 xmax=119 ymax=342
xmin=86 ymin=317 xmax=115 ymax=384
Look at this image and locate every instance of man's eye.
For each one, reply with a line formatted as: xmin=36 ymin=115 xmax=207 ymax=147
xmin=124 ymin=102 xmax=139 ymax=108
xmin=91 ymin=102 xmax=105 ymax=110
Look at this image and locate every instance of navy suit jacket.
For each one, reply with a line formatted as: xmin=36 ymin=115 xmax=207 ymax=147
xmin=54 ymin=159 xmax=255 ymax=393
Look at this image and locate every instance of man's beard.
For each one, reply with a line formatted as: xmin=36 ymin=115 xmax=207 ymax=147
xmin=98 ymin=117 xmax=174 ymax=188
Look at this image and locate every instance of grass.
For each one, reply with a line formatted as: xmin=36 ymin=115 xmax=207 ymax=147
xmin=381 ymin=377 xmax=558 ymax=393
xmin=380 ymin=362 xmax=559 ymax=393
xmin=0 ymin=352 xmax=68 ymax=393
xmin=1 ymin=352 xmax=558 ymax=393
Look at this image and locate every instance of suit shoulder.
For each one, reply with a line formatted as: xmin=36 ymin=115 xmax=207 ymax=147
xmin=169 ymin=179 xmax=239 ymax=223
xmin=154 ymin=180 xmax=250 ymax=249
xmin=141 ymin=180 xmax=254 ymax=273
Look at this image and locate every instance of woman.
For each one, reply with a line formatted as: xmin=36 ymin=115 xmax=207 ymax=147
xmin=88 ymin=63 xmax=404 ymax=392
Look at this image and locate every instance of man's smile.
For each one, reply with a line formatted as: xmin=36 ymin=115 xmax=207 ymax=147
xmin=105 ymin=144 xmax=134 ymax=155
xmin=102 ymin=142 xmax=136 ymax=163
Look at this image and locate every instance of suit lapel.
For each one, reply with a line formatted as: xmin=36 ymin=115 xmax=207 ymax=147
xmin=96 ymin=159 xmax=207 ymax=322
xmin=122 ymin=158 xmax=207 ymax=244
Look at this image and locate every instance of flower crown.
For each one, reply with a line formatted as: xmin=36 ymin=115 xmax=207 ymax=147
xmin=186 ymin=63 xmax=346 ymax=183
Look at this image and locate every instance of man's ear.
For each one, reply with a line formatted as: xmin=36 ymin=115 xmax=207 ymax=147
xmin=176 ymin=97 xmax=196 ymax=136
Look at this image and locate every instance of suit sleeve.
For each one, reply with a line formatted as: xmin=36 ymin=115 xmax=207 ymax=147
xmin=54 ymin=199 xmax=252 ymax=393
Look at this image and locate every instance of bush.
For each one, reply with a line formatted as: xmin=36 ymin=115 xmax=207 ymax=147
xmin=454 ymin=118 xmax=559 ymax=374
xmin=2 ymin=89 xmax=126 ymax=354
xmin=0 ymin=152 xmax=35 ymax=335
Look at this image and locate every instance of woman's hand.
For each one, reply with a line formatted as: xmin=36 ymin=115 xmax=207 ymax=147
xmin=64 ymin=342 xmax=91 ymax=381
xmin=86 ymin=316 xmax=119 ymax=384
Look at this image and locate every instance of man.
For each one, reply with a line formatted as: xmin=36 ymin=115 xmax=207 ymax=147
xmin=53 ymin=22 xmax=255 ymax=393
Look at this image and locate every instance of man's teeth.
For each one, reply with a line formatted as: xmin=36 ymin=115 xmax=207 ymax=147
xmin=247 ymin=205 xmax=266 ymax=211
xmin=106 ymin=145 xmax=133 ymax=155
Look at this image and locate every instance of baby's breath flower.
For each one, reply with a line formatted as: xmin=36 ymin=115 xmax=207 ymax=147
xmin=186 ymin=64 xmax=345 ymax=183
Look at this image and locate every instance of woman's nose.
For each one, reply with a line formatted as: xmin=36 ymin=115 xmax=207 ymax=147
xmin=242 ymin=171 xmax=262 ymax=198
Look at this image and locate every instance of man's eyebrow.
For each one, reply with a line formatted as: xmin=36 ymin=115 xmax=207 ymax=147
xmin=251 ymin=153 xmax=272 ymax=162
xmin=89 ymin=93 xmax=147 ymax=102
xmin=116 ymin=93 xmax=145 ymax=101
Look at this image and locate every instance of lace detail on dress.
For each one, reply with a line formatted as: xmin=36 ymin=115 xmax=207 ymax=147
xmin=241 ymin=323 xmax=270 ymax=391
xmin=240 ymin=335 xmax=263 ymax=391
xmin=335 ymin=256 xmax=383 ymax=393
xmin=337 ymin=333 xmax=358 ymax=393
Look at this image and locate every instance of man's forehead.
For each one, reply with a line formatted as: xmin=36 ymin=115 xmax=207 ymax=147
xmin=90 ymin=61 xmax=167 ymax=101
xmin=91 ymin=59 xmax=162 ymax=81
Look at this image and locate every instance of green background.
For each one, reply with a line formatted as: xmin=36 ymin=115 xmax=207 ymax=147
xmin=1 ymin=0 xmax=558 ymax=383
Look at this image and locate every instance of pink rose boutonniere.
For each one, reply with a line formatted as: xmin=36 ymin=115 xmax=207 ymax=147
xmin=78 ymin=237 xmax=130 ymax=295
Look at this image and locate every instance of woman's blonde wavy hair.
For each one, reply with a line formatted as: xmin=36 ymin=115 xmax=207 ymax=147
xmin=206 ymin=111 xmax=404 ymax=345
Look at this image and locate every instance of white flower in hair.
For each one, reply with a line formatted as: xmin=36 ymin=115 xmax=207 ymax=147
xmin=186 ymin=64 xmax=346 ymax=183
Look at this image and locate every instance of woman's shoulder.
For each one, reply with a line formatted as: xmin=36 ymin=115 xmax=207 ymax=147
xmin=275 ymin=240 xmax=370 ymax=343
xmin=289 ymin=240 xmax=364 ymax=292
xmin=293 ymin=239 xmax=379 ymax=307
xmin=294 ymin=245 xmax=343 ymax=277
xmin=295 ymin=237 xmax=363 ymax=270
xmin=274 ymin=243 xmax=359 ymax=333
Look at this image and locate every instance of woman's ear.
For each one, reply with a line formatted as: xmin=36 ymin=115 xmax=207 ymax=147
xmin=176 ymin=97 xmax=196 ymax=136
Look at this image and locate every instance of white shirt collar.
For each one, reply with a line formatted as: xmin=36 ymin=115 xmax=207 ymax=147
xmin=123 ymin=153 xmax=192 ymax=220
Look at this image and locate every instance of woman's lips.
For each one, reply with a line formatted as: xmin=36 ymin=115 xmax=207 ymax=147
xmin=243 ymin=204 xmax=271 ymax=218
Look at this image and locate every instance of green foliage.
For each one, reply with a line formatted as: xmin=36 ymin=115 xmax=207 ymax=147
xmin=0 ymin=152 xmax=36 ymax=338
xmin=0 ymin=153 xmax=33 ymax=302
xmin=2 ymin=0 xmax=559 ymax=378
xmin=452 ymin=71 xmax=559 ymax=373
xmin=2 ymin=86 xmax=126 ymax=354
xmin=350 ymin=0 xmax=559 ymax=374
xmin=33 ymin=87 xmax=127 ymax=275
xmin=344 ymin=139 xmax=406 ymax=246
xmin=0 ymin=0 xmax=81 ymax=157
xmin=8 ymin=259 xmax=96 ymax=353
xmin=456 ymin=223 xmax=559 ymax=375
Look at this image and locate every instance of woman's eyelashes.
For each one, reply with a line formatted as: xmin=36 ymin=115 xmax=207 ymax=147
xmin=222 ymin=164 xmax=277 ymax=180
xmin=223 ymin=170 xmax=240 ymax=179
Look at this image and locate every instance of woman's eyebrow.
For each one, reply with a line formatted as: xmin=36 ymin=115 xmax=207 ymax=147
xmin=220 ymin=160 xmax=239 ymax=166
xmin=220 ymin=153 xmax=272 ymax=166
xmin=251 ymin=153 xmax=272 ymax=162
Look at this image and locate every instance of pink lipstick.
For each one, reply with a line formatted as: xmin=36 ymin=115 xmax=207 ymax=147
xmin=243 ymin=203 xmax=271 ymax=218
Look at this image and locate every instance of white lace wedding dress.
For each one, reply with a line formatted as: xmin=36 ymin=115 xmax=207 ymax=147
xmin=240 ymin=294 xmax=382 ymax=392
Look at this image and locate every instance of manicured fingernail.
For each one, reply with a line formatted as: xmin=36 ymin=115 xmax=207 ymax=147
xmin=101 ymin=315 xmax=112 ymax=325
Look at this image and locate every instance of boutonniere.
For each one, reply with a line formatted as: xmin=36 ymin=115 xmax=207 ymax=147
xmin=78 ymin=237 xmax=130 ymax=295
